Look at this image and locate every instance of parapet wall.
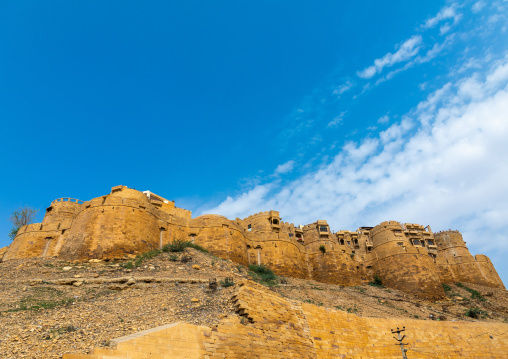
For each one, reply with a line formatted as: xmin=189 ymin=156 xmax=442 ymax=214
xmin=3 ymin=186 xmax=505 ymax=298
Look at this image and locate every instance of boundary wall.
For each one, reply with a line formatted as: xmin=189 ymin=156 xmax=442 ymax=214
xmin=63 ymin=281 xmax=508 ymax=359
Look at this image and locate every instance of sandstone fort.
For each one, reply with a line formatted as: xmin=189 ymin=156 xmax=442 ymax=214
xmin=3 ymin=185 xmax=504 ymax=300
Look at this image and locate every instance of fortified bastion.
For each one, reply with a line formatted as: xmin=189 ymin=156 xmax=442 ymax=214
xmin=2 ymin=185 xmax=505 ymax=299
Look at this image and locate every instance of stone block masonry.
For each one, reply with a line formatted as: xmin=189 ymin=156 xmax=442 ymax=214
xmin=63 ymin=281 xmax=508 ymax=359
xmin=2 ymin=185 xmax=505 ymax=299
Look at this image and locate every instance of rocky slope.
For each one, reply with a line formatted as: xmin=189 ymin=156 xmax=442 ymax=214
xmin=1 ymin=248 xmax=507 ymax=358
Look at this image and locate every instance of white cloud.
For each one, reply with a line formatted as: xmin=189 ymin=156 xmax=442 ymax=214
xmin=201 ymin=184 xmax=274 ymax=220
xmin=472 ymin=1 xmax=486 ymax=13
xmin=327 ymin=111 xmax=346 ymax=127
xmin=422 ymin=4 xmax=462 ymax=30
xmin=377 ymin=115 xmax=390 ymax=124
xmin=333 ymin=81 xmax=353 ymax=97
xmin=440 ymin=23 xmax=452 ymax=35
xmin=273 ymin=160 xmax=295 ymax=175
xmin=201 ymin=56 xmax=508 ymax=258
xmin=357 ymin=36 xmax=423 ymax=79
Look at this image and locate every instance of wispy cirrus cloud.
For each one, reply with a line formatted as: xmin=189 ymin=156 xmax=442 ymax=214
xmin=357 ymin=35 xmax=423 ymax=79
xmin=270 ymin=0 xmax=506 ymax=195
xmin=327 ymin=111 xmax=346 ymax=128
xmin=358 ymin=3 xmax=464 ymax=82
xmin=421 ymin=3 xmax=462 ymax=30
xmin=273 ymin=160 xmax=295 ymax=176
xmin=333 ymin=81 xmax=354 ymax=97
xmin=201 ymin=54 xmax=508 ymax=259
xmin=472 ymin=1 xmax=486 ymax=14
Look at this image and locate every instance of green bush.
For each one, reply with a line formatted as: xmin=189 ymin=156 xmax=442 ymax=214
xmin=162 ymin=239 xmax=210 ymax=254
xmin=368 ymin=274 xmax=383 ymax=287
xmin=465 ymin=307 xmax=483 ymax=319
xmin=442 ymin=283 xmax=452 ymax=292
xmin=123 ymin=261 xmax=134 ymax=269
xmin=220 ymin=277 xmax=235 ymax=287
xmin=162 ymin=239 xmax=189 ymax=252
xmin=248 ymin=264 xmax=277 ymax=285
xmin=319 ymin=245 xmax=326 ymax=253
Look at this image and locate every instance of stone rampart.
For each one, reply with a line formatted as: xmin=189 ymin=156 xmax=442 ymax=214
xmin=370 ymin=221 xmax=445 ymax=299
xmin=434 ymin=231 xmax=505 ymax=288
xmin=3 ymin=186 xmax=505 ymax=298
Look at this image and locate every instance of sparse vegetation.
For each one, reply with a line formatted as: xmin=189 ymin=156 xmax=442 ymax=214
xmin=186 ymin=242 xmax=209 ymax=253
xmin=220 ymin=277 xmax=235 ymax=287
xmin=319 ymin=245 xmax=326 ymax=253
xmin=465 ymin=307 xmax=483 ymax=319
xmin=4 ymin=297 xmax=76 ymax=313
xmin=248 ymin=264 xmax=278 ymax=286
xmin=455 ymin=283 xmax=486 ymax=302
xmin=442 ymin=283 xmax=452 ymax=292
xmin=304 ymin=299 xmax=323 ymax=306
xmin=162 ymin=239 xmax=188 ymax=253
xmin=368 ymin=274 xmax=383 ymax=287
xmin=121 ymin=239 xmax=212 ymax=268
xmin=335 ymin=305 xmax=358 ymax=313
xmin=8 ymin=206 xmax=39 ymax=240
xmin=162 ymin=239 xmax=210 ymax=254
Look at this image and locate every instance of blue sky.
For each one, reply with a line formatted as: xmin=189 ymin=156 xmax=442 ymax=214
xmin=1 ymin=1 xmax=508 ymax=284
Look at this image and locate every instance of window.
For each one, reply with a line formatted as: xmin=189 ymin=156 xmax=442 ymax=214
xmin=319 ymin=226 xmax=328 ymax=232
xmin=272 ymin=219 xmax=279 ymax=225
xmin=412 ymin=239 xmax=421 ymax=246
xmin=289 ymin=233 xmax=294 ymax=238
xmin=340 ymin=239 xmax=345 ymax=245
xmin=397 ymin=242 xmax=404 ymax=246
xmin=427 ymin=240 xmax=434 ymax=246
xmin=248 ymin=224 xmax=252 ymax=232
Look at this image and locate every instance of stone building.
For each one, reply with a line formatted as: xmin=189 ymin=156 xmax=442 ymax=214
xmin=2 ymin=185 xmax=504 ymax=299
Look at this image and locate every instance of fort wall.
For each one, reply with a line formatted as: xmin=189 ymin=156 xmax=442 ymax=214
xmin=189 ymin=215 xmax=249 ymax=266
xmin=434 ymin=230 xmax=504 ymax=288
xmin=370 ymin=221 xmax=445 ymax=299
xmin=3 ymin=186 xmax=505 ymax=298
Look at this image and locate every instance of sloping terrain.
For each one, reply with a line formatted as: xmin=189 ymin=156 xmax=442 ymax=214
xmin=1 ymin=248 xmax=507 ymax=358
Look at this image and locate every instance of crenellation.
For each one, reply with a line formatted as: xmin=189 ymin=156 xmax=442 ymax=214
xmin=2 ymin=186 xmax=504 ymax=298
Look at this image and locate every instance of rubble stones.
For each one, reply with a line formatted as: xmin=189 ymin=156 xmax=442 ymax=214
xmin=0 ymin=249 xmax=507 ymax=359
